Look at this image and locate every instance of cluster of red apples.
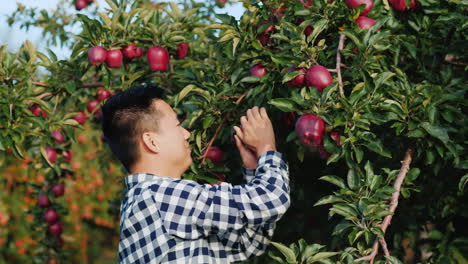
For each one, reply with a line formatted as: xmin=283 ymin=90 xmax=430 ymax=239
xmin=348 ymin=0 xmax=418 ymax=30
xmin=87 ymin=43 xmax=189 ymax=71
xmin=37 ymin=184 xmax=66 ymax=247
xmin=29 ymin=88 xmax=112 ymax=166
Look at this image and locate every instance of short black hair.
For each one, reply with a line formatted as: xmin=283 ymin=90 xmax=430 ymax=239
xmin=101 ymin=84 xmax=164 ymax=173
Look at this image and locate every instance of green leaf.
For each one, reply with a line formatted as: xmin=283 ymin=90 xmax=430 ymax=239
xmin=268 ymin=98 xmax=297 ymax=112
xmin=240 ymin=76 xmax=261 ymax=83
xmin=421 ymin=122 xmax=449 ymax=144
xmin=364 ymin=141 xmax=392 ymax=158
xmin=406 ymin=168 xmax=420 ymax=182
xmin=370 ymin=175 xmax=382 ymax=191
xmin=370 ymin=227 xmax=385 ymax=237
xmin=459 ymin=174 xmax=468 ymax=192
xmin=314 ymin=195 xmax=345 ymax=206
xmin=347 ymin=169 xmax=360 ymax=190
xmin=301 ymin=244 xmax=324 ymax=262
xmin=176 ymin=84 xmax=196 ymax=105
xmin=282 ymin=71 xmax=302 ymax=84
xmin=364 ymin=161 xmax=374 ymax=185
xmin=330 ymin=204 xmax=358 ymax=220
xmin=354 ymin=147 xmax=364 ymax=163
xmin=307 ymin=252 xmax=339 ymax=263
xmin=319 ymin=175 xmax=347 ymax=189
xmin=374 ymin=72 xmax=395 ymax=90
xmin=270 ymin=242 xmax=297 ymax=263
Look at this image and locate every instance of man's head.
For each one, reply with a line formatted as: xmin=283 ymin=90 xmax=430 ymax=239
xmin=101 ymin=85 xmax=192 ymax=177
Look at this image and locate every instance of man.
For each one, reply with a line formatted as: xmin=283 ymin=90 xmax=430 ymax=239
xmin=101 ymin=84 xmax=290 ymax=263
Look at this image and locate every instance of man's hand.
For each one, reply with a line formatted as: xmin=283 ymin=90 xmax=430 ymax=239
xmin=234 ymin=134 xmax=257 ymax=169
xmin=233 ymin=106 xmax=277 ymax=158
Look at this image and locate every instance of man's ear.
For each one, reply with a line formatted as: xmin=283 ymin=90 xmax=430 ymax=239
xmin=142 ymin=132 xmax=160 ymax=153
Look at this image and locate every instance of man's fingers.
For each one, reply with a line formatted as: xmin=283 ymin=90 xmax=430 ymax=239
xmin=233 ymin=126 xmax=244 ymax=139
xmin=246 ymin=109 xmax=255 ymax=122
xmin=240 ymin=116 xmax=250 ymax=130
xmin=251 ymin=106 xmax=261 ymax=121
xmin=260 ymin=107 xmax=268 ymax=120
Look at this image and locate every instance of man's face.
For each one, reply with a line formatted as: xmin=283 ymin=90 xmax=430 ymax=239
xmin=153 ymin=100 xmax=192 ymax=172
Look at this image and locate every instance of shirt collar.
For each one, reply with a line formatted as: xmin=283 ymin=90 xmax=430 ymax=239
xmin=124 ymin=173 xmax=177 ymax=190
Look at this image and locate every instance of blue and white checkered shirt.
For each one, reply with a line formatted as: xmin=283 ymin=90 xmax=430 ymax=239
xmin=118 ymin=151 xmax=290 ymax=263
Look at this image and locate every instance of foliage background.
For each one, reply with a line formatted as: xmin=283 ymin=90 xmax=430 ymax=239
xmin=0 ymin=0 xmax=467 ymax=263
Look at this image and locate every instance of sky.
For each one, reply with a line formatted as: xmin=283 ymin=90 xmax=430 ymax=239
xmin=0 ymin=0 xmax=245 ymax=59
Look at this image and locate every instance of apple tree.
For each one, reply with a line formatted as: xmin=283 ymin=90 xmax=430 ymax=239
xmin=1 ymin=0 xmax=467 ymax=263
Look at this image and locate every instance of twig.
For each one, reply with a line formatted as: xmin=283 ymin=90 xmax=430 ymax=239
xmin=379 ymin=237 xmax=391 ymax=264
xmin=354 ymin=149 xmax=413 ymax=263
xmin=327 ymin=68 xmax=338 ymax=72
xmin=336 ymin=34 xmax=346 ymax=98
xmin=200 ymin=91 xmax=248 ymax=164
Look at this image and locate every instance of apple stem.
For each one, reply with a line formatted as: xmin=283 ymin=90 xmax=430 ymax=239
xmin=200 ymin=91 xmax=249 ymax=164
xmin=336 ymin=34 xmax=346 ymax=98
xmin=354 ymin=149 xmax=413 ymax=263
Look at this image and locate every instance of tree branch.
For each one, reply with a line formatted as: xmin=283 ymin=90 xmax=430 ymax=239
xmin=200 ymin=91 xmax=248 ymax=164
xmin=355 ymin=149 xmax=413 ymax=263
xmin=379 ymin=237 xmax=391 ymax=264
xmin=336 ymin=34 xmax=346 ymax=98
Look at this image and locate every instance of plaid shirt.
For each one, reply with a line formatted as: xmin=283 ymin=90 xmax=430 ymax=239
xmin=118 ymin=151 xmax=290 ymax=263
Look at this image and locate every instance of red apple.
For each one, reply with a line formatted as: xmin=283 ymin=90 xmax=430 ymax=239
xmin=30 ymin=105 xmax=47 ymax=118
xmin=206 ymin=146 xmax=223 ymax=164
xmin=38 ymin=193 xmax=50 ymax=208
xmin=48 ymin=222 xmax=63 ymax=236
xmin=295 ymin=114 xmax=326 ymax=146
xmin=299 ymin=0 xmax=313 ymax=7
xmin=258 ymin=33 xmax=270 ymax=46
xmin=330 ymin=131 xmax=341 ymax=145
xmin=88 ymin=46 xmax=107 ymax=66
xmin=216 ymin=0 xmax=227 ymax=8
xmin=287 ymin=67 xmax=306 ymax=88
xmin=306 ymin=65 xmax=333 ymax=92
xmin=250 ymin=64 xmax=267 ymax=78
xmin=356 ymin=16 xmax=377 ymax=30
xmin=257 ymin=21 xmax=274 ymax=46
xmin=62 ymin=150 xmax=72 ymax=162
xmin=389 ymin=0 xmax=417 ymax=11
xmin=45 ymin=147 xmax=57 ymax=163
xmin=51 ymin=130 xmax=64 ymax=145
xmin=147 ymin=46 xmax=170 ymax=71
xmin=122 ymin=43 xmax=137 ymax=59
xmin=346 ymin=0 xmax=374 ymax=16
xmin=51 ymin=184 xmax=65 ymax=197
xmin=43 ymin=209 xmax=59 ymax=224
xmin=176 ymin=43 xmax=189 ymax=59
xmin=135 ymin=47 xmax=144 ymax=58
xmin=85 ymin=0 xmax=94 ymax=3
xmin=106 ymin=49 xmax=123 ymax=68
xmin=97 ymin=88 xmax=111 ymax=102
xmin=75 ymin=0 xmax=87 ymax=10
xmin=304 ymin=26 xmax=313 ymax=36
xmin=273 ymin=7 xmax=285 ymax=18
xmin=86 ymin=100 xmax=99 ymax=114
xmin=73 ymin=111 xmax=87 ymax=125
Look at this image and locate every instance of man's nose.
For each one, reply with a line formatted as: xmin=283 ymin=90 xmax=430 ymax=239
xmin=184 ymin=128 xmax=191 ymax=140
